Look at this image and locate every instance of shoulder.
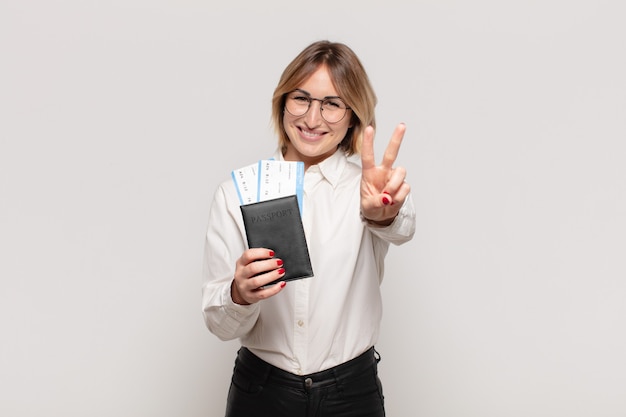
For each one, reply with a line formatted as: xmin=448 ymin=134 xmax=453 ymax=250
xmin=207 ymin=178 xmax=239 ymax=214
xmin=343 ymin=153 xmax=363 ymax=179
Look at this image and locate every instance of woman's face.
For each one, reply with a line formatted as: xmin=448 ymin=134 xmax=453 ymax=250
xmin=282 ymin=65 xmax=352 ymax=169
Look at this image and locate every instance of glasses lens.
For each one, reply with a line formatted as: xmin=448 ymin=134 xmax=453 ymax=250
xmin=321 ymin=98 xmax=347 ymax=123
xmin=285 ymin=92 xmax=310 ymax=117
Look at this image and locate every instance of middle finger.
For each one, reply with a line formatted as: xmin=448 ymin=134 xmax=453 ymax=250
xmin=381 ymin=123 xmax=406 ymax=169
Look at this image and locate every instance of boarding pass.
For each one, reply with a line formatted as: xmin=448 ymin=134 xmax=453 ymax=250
xmin=232 ymin=159 xmax=305 ymax=213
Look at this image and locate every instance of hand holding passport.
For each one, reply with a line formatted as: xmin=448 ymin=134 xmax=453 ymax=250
xmin=240 ymin=195 xmax=313 ymax=284
xmin=233 ymin=160 xmax=313 ymax=286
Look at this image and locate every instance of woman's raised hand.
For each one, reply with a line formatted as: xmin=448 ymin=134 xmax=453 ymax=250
xmin=360 ymin=123 xmax=410 ymax=225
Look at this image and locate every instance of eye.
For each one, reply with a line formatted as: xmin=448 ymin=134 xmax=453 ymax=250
xmin=323 ymin=98 xmax=345 ymax=109
xmin=290 ymin=93 xmax=310 ymax=103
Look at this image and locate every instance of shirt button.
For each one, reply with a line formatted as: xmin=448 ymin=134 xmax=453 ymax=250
xmin=297 ymin=320 xmax=304 ymax=327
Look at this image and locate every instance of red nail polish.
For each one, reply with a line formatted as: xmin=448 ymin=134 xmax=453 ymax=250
xmin=269 ymin=250 xmax=275 ymax=257
xmin=382 ymin=196 xmax=390 ymax=205
xmin=280 ymin=282 xmax=287 ymax=288
xmin=278 ymin=268 xmax=285 ymax=275
xmin=277 ymin=259 xmax=283 ymax=266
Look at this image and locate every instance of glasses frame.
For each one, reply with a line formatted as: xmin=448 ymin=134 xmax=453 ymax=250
xmin=284 ymin=89 xmax=351 ymax=124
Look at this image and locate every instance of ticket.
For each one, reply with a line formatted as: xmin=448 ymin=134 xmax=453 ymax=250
xmin=231 ymin=162 xmax=259 ymax=205
xmin=232 ymin=159 xmax=305 ymax=214
xmin=258 ymin=160 xmax=303 ymax=201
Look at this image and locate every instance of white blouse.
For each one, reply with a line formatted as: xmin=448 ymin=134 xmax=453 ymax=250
xmin=202 ymin=149 xmax=416 ymax=375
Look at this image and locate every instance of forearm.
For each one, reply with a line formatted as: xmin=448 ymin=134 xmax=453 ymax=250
xmin=363 ymin=194 xmax=416 ymax=245
xmin=202 ymin=183 xmax=260 ymax=340
xmin=202 ymin=279 xmax=260 ymax=341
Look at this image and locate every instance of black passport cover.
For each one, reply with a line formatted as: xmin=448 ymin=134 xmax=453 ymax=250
xmin=240 ymin=195 xmax=313 ymax=285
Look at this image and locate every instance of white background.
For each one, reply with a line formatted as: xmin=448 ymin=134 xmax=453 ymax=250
xmin=1 ymin=1 xmax=625 ymax=416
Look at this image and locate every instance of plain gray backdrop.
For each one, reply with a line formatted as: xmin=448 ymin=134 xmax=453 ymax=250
xmin=1 ymin=0 xmax=625 ymax=416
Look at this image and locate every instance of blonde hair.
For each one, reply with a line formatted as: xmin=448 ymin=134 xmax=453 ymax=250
xmin=271 ymin=40 xmax=377 ymax=156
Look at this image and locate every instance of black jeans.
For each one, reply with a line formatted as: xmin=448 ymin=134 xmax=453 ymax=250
xmin=225 ymin=347 xmax=386 ymax=417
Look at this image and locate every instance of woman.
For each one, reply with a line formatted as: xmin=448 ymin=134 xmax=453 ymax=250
xmin=202 ymin=40 xmax=416 ymax=417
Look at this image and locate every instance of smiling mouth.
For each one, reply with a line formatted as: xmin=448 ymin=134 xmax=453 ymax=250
xmin=299 ymin=127 xmax=325 ymax=139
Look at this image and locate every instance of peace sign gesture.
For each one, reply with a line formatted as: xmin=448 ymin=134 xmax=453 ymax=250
xmin=360 ymin=123 xmax=411 ymax=225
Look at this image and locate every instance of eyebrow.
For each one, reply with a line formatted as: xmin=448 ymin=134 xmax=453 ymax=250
xmin=293 ymin=88 xmax=342 ymax=100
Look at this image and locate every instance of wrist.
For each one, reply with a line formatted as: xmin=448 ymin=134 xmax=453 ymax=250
xmin=230 ymin=281 xmax=251 ymax=305
xmin=361 ymin=211 xmax=395 ymax=227
xmin=366 ymin=217 xmax=394 ymax=226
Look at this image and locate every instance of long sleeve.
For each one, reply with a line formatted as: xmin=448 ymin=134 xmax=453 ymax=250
xmin=359 ymin=194 xmax=416 ymax=284
xmin=201 ymin=182 xmax=260 ymax=341
xmin=364 ymin=194 xmax=416 ymax=245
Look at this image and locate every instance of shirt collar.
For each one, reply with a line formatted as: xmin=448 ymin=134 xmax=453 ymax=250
xmin=315 ymin=148 xmax=346 ymax=188
xmin=273 ymin=148 xmax=347 ymax=189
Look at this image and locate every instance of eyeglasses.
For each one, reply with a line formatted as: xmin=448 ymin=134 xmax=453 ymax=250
xmin=284 ymin=90 xmax=350 ymax=123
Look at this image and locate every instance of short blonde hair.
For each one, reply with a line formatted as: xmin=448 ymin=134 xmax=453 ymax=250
xmin=271 ymin=40 xmax=377 ymax=156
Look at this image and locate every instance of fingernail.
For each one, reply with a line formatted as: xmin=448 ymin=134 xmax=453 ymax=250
xmin=382 ymin=196 xmax=390 ymax=205
xmin=277 ymin=259 xmax=283 ymax=266
xmin=269 ymin=250 xmax=275 ymax=257
xmin=280 ymin=282 xmax=287 ymax=288
xmin=383 ymin=190 xmax=390 ymax=195
xmin=278 ymin=268 xmax=285 ymax=275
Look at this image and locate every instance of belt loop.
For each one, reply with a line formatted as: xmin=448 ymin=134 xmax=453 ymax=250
xmin=373 ymin=347 xmax=381 ymax=364
xmin=331 ymin=367 xmax=343 ymax=394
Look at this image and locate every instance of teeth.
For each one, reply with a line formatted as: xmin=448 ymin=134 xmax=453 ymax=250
xmin=302 ymin=129 xmax=322 ymax=138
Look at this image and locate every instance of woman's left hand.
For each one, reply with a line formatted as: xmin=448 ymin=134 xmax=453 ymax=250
xmin=360 ymin=123 xmax=411 ymax=225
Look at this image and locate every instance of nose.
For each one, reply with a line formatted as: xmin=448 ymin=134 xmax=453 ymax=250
xmin=304 ymin=99 xmax=323 ymax=126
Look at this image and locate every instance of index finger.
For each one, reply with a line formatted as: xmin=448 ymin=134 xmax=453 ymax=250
xmin=240 ymin=248 xmax=276 ymax=265
xmin=381 ymin=123 xmax=406 ymax=169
